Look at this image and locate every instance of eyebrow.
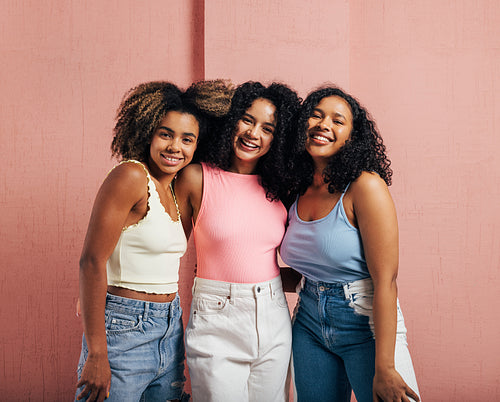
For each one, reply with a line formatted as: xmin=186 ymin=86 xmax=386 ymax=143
xmin=244 ymin=112 xmax=276 ymax=128
xmin=313 ymin=108 xmax=347 ymax=121
xmin=333 ymin=112 xmax=347 ymax=120
xmin=158 ymin=126 xmax=198 ymax=138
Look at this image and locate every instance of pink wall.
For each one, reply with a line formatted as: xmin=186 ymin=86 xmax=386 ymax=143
xmin=0 ymin=1 xmax=201 ymax=400
xmin=204 ymin=0 xmax=350 ymax=94
xmin=1 ymin=1 xmax=499 ymax=400
xmin=349 ymin=2 xmax=500 ymax=399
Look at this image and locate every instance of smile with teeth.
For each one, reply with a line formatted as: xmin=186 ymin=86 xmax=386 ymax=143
xmin=161 ymin=154 xmax=182 ymax=163
xmin=309 ymin=132 xmax=334 ymax=143
xmin=239 ymin=138 xmax=259 ymax=150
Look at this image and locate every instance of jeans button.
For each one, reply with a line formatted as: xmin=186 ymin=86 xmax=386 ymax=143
xmin=319 ymin=286 xmax=325 ymax=291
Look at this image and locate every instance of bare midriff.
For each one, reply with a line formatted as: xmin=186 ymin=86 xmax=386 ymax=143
xmin=107 ymin=285 xmax=176 ymax=303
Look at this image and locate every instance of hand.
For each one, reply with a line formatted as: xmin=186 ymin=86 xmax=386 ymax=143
xmin=373 ymin=368 xmax=419 ymax=402
xmin=76 ymin=354 xmax=111 ymax=401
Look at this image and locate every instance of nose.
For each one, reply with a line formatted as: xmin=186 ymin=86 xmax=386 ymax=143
xmin=246 ymin=125 xmax=259 ymax=139
xmin=167 ymin=137 xmax=181 ymax=152
xmin=318 ymin=116 xmax=332 ymax=130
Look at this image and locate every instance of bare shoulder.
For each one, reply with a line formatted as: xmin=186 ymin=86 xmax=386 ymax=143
xmin=350 ymin=171 xmax=389 ymax=199
xmin=100 ymin=161 xmax=148 ymax=201
xmin=178 ymin=163 xmax=202 ymax=180
xmin=175 ymin=163 xmax=203 ymax=195
xmin=349 ymin=171 xmax=395 ymax=222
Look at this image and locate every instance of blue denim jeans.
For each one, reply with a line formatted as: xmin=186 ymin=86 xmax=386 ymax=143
xmin=292 ymin=277 xmax=419 ymax=402
xmin=76 ymin=293 xmax=188 ymax=402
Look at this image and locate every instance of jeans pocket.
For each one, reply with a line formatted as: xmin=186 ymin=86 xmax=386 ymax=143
xmin=192 ymin=293 xmax=228 ymax=315
xmin=105 ymin=311 xmax=142 ymax=334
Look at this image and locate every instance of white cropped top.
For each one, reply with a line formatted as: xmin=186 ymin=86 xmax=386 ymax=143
xmin=106 ymin=160 xmax=187 ymax=294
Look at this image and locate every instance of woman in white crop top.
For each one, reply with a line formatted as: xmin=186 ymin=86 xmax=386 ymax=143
xmin=75 ymin=82 xmax=206 ymax=402
xmin=175 ymin=81 xmax=300 ymax=402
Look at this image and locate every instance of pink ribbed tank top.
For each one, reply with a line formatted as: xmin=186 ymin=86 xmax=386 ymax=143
xmin=193 ymin=163 xmax=287 ymax=283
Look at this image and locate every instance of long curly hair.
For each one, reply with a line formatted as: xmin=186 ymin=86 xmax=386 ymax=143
xmin=201 ymin=81 xmax=301 ymax=202
xmin=111 ymin=81 xmax=207 ymax=162
xmin=292 ymin=86 xmax=392 ymax=195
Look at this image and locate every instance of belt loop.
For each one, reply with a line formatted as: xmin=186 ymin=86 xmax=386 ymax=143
xmin=172 ymin=295 xmax=179 ymax=317
xmin=269 ymin=281 xmax=275 ymax=299
xmin=143 ymin=302 xmax=150 ymax=321
xmin=229 ymin=283 xmax=235 ymax=304
xmin=191 ymin=277 xmax=197 ymax=295
xmin=342 ymin=283 xmax=351 ymax=301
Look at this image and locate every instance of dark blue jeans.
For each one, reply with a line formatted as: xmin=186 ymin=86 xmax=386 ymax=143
xmin=292 ymin=277 xmax=419 ymax=402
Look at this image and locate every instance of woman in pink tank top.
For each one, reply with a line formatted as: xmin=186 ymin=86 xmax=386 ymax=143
xmin=175 ymin=81 xmax=300 ymax=402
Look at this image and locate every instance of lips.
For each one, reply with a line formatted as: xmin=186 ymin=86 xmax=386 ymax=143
xmin=309 ymin=131 xmax=334 ymax=144
xmin=239 ymin=138 xmax=260 ymax=151
xmin=160 ymin=153 xmax=183 ymax=165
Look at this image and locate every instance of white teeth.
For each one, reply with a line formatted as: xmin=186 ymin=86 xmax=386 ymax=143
xmin=311 ymin=134 xmax=333 ymax=143
xmin=162 ymin=155 xmax=180 ymax=162
xmin=241 ymin=139 xmax=258 ymax=148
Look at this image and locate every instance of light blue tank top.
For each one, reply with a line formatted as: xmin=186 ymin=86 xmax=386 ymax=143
xmin=280 ymin=185 xmax=370 ymax=283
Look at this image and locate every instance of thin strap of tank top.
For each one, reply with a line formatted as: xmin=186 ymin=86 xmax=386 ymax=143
xmin=340 ymin=182 xmax=351 ymax=201
xmin=117 ymin=160 xmax=180 ymax=222
xmin=169 ymin=183 xmax=181 ymax=221
xmin=112 ymin=160 xmax=156 ymax=207
xmin=115 ymin=159 xmax=154 ymax=194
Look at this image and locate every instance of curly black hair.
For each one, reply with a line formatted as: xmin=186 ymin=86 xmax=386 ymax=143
xmin=291 ymin=86 xmax=392 ymax=195
xmin=201 ymin=81 xmax=301 ymax=202
xmin=111 ymin=81 xmax=208 ymax=162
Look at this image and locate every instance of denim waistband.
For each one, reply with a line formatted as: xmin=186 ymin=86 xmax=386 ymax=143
xmin=303 ymin=276 xmax=373 ymax=298
xmin=192 ymin=276 xmax=283 ymax=299
xmin=105 ymin=292 xmax=179 ymax=318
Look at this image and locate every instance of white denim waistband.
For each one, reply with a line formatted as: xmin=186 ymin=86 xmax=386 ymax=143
xmin=192 ymin=275 xmax=283 ymax=300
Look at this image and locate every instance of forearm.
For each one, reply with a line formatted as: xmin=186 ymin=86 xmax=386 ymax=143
xmin=79 ymin=258 xmax=109 ymax=358
xmin=373 ymin=280 xmax=398 ymax=371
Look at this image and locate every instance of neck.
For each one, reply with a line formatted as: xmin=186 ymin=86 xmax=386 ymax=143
xmin=229 ymin=158 xmax=258 ymax=175
xmin=146 ymin=160 xmax=175 ymax=188
xmin=312 ymin=171 xmax=326 ymax=188
xmin=311 ymin=160 xmax=328 ymax=188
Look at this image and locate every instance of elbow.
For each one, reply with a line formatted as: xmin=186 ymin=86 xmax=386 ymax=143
xmin=79 ymin=252 xmax=104 ymax=274
xmin=372 ymin=269 xmax=398 ymax=294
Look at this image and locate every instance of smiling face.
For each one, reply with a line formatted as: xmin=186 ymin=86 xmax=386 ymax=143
xmin=305 ymin=95 xmax=353 ymax=164
xmin=231 ymin=98 xmax=277 ymax=174
xmin=148 ymin=111 xmax=199 ymax=179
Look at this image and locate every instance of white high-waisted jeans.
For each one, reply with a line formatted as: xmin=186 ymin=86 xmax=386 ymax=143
xmin=185 ymin=276 xmax=292 ymax=402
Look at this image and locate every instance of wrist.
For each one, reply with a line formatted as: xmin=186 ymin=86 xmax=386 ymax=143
xmin=87 ymin=347 xmax=108 ymax=359
xmin=375 ymin=362 xmax=395 ymax=373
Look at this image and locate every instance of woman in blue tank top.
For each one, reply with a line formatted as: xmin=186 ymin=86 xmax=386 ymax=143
xmin=280 ymin=87 xmax=421 ymax=402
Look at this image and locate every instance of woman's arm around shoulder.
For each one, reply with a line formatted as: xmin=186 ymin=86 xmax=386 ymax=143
xmin=77 ymin=161 xmax=148 ymax=402
xmin=174 ymin=163 xmax=203 ymax=237
xmin=350 ymin=172 xmax=419 ymax=402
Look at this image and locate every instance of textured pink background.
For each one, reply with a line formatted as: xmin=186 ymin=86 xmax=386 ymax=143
xmin=1 ymin=1 xmax=499 ymax=400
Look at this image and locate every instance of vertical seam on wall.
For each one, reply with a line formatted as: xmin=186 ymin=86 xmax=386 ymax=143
xmin=192 ymin=0 xmax=205 ymax=81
